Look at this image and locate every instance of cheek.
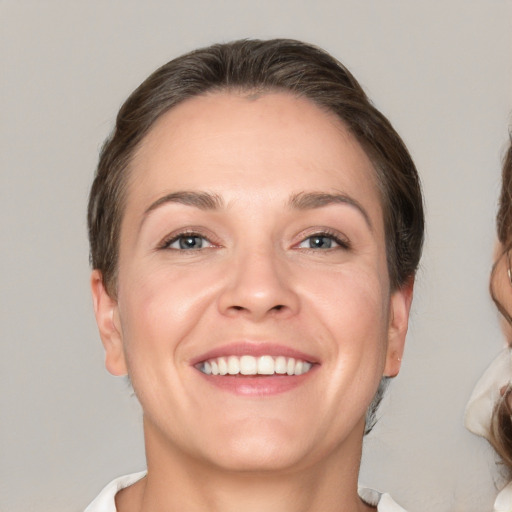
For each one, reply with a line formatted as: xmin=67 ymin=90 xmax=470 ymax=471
xmin=114 ymin=265 xmax=216 ymax=408
xmin=299 ymin=266 xmax=390 ymax=428
xmin=302 ymin=263 xmax=389 ymax=330
xmin=301 ymin=264 xmax=390 ymax=379
xmin=116 ymin=261 xmax=221 ymax=355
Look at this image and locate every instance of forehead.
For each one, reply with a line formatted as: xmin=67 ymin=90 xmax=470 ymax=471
xmin=126 ymin=91 xmax=383 ymax=225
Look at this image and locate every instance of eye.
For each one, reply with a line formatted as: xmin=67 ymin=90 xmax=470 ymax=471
xmin=297 ymin=232 xmax=349 ymax=250
xmin=162 ymin=233 xmax=214 ymax=250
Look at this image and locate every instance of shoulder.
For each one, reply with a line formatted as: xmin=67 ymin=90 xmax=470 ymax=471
xmin=359 ymin=487 xmax=408 ymax=512
xmin=84 ymin=471 xmax=147 ymax=512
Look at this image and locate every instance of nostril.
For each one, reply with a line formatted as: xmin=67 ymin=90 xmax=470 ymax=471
xmin=272 ymin=305 xmax=285 ymax=311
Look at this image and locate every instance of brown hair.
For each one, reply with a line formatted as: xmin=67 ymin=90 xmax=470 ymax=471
xmin=489 ymin=134 xmax=512 ymax=467
xmin=87 ymin=38 xmax=424 ymax=298
xmin=497 ymin=138 xmax=512 ymax=246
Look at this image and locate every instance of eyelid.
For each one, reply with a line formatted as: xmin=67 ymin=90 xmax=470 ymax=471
xmin=294 ymin=228 xmax=351 ymax=250
xmin=157 ymin=228 xmax=220 ymax=251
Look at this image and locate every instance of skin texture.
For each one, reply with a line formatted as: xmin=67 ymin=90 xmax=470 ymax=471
xmin=91 ymin=92 xmax=413 ymax=512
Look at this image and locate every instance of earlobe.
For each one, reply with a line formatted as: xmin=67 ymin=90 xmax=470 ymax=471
xmin=384 ymin=277 xmax=414 ymax=378
xmin=90 ymin=270 xmax=128 ymax=376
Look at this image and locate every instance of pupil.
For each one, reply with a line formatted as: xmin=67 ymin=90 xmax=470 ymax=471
xmin=179 ymin=236 xmax=202 ymax=249
xmin=311 ymin=236 xmax=331 ymax=249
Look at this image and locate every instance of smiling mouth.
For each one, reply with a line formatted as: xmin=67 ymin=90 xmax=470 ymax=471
xmin=197 ymin=355 xmax=313 ymax=376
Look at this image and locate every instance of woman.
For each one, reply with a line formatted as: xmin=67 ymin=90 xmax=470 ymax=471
xmin=85 ymin=39 xmax=424 ymax=512
xmin=465 ymin=137 xmax=512 ymax=510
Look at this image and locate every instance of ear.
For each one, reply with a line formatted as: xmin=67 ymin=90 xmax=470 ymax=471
xmin=384 ymin=277 xmax=414 ymax=378
xmin=90 ymin=270 xmax=128 ymax=376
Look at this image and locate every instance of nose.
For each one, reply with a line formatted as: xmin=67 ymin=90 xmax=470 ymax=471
xmin=217 ymin=246 xmax=300 ymax=321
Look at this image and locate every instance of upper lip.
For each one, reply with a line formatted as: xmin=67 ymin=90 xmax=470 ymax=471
xmin=190 ymin=342 xmax=319 ymax=366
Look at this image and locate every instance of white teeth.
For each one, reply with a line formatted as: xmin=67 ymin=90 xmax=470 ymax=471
xmin=258 ymin=355 xmax=274 ymax=375
xmin=199 ymin=355 xmax=313 ymax=376
xmin=227 ymin=356 xmax=240 ymax=375
xmin=275 ymin=356 xmax=287 ymax=374
xmin=240 ymin=355 xmax=257 ymax=375
xmin=218 ymin=357 xmax=228 ymax=375
xmin=286 ymin=358 xmax=295 ymax=375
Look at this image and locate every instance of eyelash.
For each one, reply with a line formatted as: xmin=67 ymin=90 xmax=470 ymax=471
xmin=158 ymin=230 xmax=216 ymax=251
xmin=296 ymin=230 xmax=351 ymax=251
xmin=157 ymin=229 xmax=350 ymax=252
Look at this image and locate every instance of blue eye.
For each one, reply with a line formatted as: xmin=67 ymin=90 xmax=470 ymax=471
xmin=165 ymin=234 xmax=212 ymax=250
xmin=298 ymin=233 xmax=347 ymax=250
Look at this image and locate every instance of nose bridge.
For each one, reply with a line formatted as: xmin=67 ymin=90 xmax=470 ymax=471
xmin=218 ymin=240 xmax=299 ymax=319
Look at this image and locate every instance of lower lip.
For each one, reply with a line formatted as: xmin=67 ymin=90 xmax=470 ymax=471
xmin=196 ymin=369 xmax=316 ymax=396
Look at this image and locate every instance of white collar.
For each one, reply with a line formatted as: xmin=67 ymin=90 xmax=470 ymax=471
xmin=465 ymin=348 xmax=512 ymax=441
xmin=85 ymin=472 xmax=407 ymax=512
xmin=494 ymin=480 xmax=512 ymax=512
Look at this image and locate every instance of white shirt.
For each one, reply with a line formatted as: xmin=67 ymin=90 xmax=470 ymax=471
xmin=84 ymin=472 xmax=407 ymax=511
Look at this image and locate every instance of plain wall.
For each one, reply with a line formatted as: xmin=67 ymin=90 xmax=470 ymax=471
xmin=1 ymin=1 xmax=512 ymax=511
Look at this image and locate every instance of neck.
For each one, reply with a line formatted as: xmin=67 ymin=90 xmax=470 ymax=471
xmin=116 ymin=417 xmax=374 ymax=512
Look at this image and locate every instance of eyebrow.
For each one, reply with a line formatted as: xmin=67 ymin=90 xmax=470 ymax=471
xmin=289 ymin=191 xmax=372 ymax=230
xmin=144 ymin=191 xmax=224 ymax=215
xmin=141 ymin=190 xmax=372 ymax=230
xmin=139 ymin=191 xmax=223 ymax=232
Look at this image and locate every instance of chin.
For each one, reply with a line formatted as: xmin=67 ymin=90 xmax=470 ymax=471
xmin=200 ymin=421 xmax=311 ymax=473
xmin=209 ymin=444 xmax=302 ymax=473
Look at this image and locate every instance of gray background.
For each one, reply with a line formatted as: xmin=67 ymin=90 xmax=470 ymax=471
xmin=1 ymin=1 xmax=512 ymax=511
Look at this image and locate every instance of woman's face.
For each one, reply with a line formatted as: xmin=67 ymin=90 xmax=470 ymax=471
xmin=92 ymin=92 xmax=412 ymax=472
